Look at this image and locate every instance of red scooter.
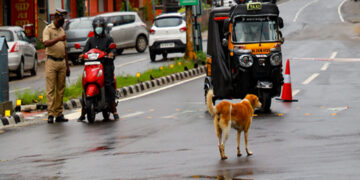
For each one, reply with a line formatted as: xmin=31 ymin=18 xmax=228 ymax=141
xmin=74 ymin=43 xmax=117 ymax=123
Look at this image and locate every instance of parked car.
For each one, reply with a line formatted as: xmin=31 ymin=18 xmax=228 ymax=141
xmin=0 ymin=26 xmax=37 ymax=79
xmin=97 ymin=12 xmax=148 ymax=55
xmin=65 ymin=16 xmax=95 ymax=64
xmin=149 ymin=13 xmax=186 ymax=62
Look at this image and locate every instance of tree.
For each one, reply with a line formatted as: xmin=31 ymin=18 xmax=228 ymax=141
xmin=184 ymin=6 xmax=197 ymax=60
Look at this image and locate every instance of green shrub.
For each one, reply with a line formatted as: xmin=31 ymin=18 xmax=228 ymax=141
xmin=16 ymin=53 xmax=206 ymax=105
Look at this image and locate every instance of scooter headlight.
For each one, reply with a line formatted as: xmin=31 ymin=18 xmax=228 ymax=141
xmin=239 ymin=55 xmax=254 ymax=68
xmin=97 ymin=69 xmax=103 ymax=78
xmin=270 ymin=53 xmax=282 ymax=66
xmin=88 ymin=53 xmax=99 ymax=60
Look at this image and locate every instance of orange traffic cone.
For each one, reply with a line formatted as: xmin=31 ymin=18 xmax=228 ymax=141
xmin=277 ymin=59 xmax=298 ymax=102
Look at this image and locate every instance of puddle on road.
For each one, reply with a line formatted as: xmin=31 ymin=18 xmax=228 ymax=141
xmin=88 ymin=145 xmax=114 ymax=152
xmin=188 ymin=175 xmax=253 ymax=180
xmin=189 ymin=168 xmax=253 ymax=180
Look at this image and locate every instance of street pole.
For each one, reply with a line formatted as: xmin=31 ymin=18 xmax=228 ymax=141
xmin=88 ymin=0 xmax=90 ymax=16
xmin=152 ymin=0 xmax=156 ymax=18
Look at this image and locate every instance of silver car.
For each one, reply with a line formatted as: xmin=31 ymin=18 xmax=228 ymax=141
xmin=97 ymin=12 xmax=149 ymax=55
xmin=0 ymin=26 xmax=37 ymax=79
xmin=65 ymin=17 xmax=95 ymax=64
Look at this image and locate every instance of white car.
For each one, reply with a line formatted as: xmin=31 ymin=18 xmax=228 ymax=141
xmin=0 ymin=26 xmax=37 ymax=79
xmin=149 ymin=13 xmax=186 ymax=62
xmin=97 ymin=12 xmax=149 ymax=55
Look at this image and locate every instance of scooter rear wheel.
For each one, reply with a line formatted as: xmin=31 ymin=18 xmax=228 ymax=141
xmin=86 ymin=98 xmax=96 ymax=123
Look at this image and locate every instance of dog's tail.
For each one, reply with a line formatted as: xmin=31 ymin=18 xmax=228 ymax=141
xmin=206 ymin=89 xmax=216 ymax=117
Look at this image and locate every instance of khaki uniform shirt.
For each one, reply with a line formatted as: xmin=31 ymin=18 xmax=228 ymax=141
xmin=42 ymin=23 xmax=66 ymax=58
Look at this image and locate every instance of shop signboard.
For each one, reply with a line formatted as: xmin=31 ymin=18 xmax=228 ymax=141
xmin=180 ymin=0 xmax=199 ymax=6
xmin=11 ymin=0 xmax=38 ymax=37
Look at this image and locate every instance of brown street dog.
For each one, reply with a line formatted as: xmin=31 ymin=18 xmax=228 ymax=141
xmin=206 ymin=89 xmax=262 ymax=160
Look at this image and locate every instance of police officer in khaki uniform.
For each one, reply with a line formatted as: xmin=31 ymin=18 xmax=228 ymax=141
xmin=42 ymin=9 xmax=70 ymax=123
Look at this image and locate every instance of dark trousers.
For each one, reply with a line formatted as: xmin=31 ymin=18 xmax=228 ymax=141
xmin=103 ymin=63 xmax=115 ymax=105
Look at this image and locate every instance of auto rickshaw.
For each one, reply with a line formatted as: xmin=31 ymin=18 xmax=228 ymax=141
xmin=204 ymin=0 xmax=284 ymax=112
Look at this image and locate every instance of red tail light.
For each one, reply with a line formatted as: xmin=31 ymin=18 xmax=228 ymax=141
xmin=88 ymin=31 xmax=95 ymax=38
xmin=150 ymin=29 xmax=155 ymax=34
xmin=10 ymin=42 xmax=19 ymax=53
xmin=180 ymin=27 xmax=187 ymax=32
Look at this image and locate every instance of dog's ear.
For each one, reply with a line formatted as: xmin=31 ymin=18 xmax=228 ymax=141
xmin=247 ymin=94 xmax=259 ymax=109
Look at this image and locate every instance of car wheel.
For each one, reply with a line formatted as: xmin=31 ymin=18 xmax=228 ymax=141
xmin=135 ymin=36 xmax=147 ymax=53
xmin=162 ymin=53 xmax=168 ymax=60
xmin=30 ymin=54 xmax=38 ymax=76
xmin=150 ymin=51 xmax=156 ymax=62
xmin=116 ymin=48 xmax=124 ymax=55
xmin=16 ymin=60 xmax=24 ymax=79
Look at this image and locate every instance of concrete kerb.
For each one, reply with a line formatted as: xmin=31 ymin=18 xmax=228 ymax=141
xmin=15 ymin=66 xmax=206 ymax=113
xmin=0 ymin=112 xmax=25 ymax=129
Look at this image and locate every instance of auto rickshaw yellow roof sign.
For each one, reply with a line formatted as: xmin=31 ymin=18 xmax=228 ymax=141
xmin=247 ymin=2 xmax=262 ymax=11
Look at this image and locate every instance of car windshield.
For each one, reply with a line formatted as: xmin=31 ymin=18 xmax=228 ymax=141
xmin=0 ymin=30 xmax=14 ymax=42
xmin=66 ymin=19 xmax=93 ymax=30
xmin=155 ymin=17 xmax=182 ymax=27
xmin=232 ymin=18 xmax=278 ymax=43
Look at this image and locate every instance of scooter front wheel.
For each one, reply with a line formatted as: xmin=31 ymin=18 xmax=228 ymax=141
xmin=86 ymin=98 xmax=96 ymax=123
xmin=260 ymin=91 xmax=272 ymax=113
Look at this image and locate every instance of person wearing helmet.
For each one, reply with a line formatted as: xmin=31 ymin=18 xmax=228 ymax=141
xmin=78 ymin=16 xmax=119 ymax=121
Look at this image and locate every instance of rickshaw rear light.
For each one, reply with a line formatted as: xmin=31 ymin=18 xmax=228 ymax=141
xmin=214 ymin=17 xmax=229 ymax=21
xmin=150 ymin=29 xmax=155 ymax=34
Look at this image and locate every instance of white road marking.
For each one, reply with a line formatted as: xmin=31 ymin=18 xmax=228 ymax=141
xmin=321 ymin=62 xmax=330 ymax=71
xmin=116 ymin=58 xmax=147 ymax=68
xmin=302 ymin=73 xmax=320 ymax=85
xmin=330 ymin=51 xmax=338 ymax=59
xmin=292 ymin=57 xmax=360 ymax=62
xmin=9 ymin=87 xmax=30 ymax=94
xmin=338 ymin=0 xmax=347 ymax=23
xmin=327 ymin=106 xmax=349 ymax=112
xmin=117 ymin=74 xmax=206 ymax=103
xmin=292 ymin=89 xmax=300 ymax=97
xmin=321 ymin=51 xmax=337 ymax=71
xmin=293 ymin=0 xmax=319 ymax=22
xmin=162 ymin=110 xmax=196 ymax=119
xmin=121 ymin=111 xmax=144 ymax=119
xmin=65 ymin=111 xmax=81 ymax=120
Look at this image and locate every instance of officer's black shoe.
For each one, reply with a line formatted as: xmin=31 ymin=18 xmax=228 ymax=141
xmin=113 ymin=114 xmax=119 ymax=121
xmin=48 ymin=116 xmax=54 ymax=124
xmin=77 ymin=115 xmax=85 ymax=122
xmin=56 ymin=114 xmax=69 ymax=122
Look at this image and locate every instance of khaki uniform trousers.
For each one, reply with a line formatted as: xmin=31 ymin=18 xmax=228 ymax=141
xmin=46 ymin=59 xmax=66 ymax=117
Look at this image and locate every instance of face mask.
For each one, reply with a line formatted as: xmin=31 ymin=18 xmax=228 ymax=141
xmin=95 ymin=27 xmax=103 ymax=35
xmin=58 ymin=18 xmax=65 ymax=27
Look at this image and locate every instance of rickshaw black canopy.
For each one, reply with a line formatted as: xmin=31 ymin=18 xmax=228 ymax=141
xmin=207 ymin=7 xmax=233 ymax=98
xmin=230 ymin=3 xmax=279 ymax=19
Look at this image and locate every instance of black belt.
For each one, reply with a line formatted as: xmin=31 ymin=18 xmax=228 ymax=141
xmin=48 ymin=55 xmax=64 ymax=61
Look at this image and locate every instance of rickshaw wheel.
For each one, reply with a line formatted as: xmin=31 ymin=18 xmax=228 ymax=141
xmin=260 ymin=91 xmax=272 ymax=113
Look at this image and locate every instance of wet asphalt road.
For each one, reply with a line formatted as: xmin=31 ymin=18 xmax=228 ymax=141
xmin=2 ymin=0 xmax=360 ymax=179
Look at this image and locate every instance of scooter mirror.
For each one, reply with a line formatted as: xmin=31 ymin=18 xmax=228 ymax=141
xmin=74 ymin=43 xmax=81 ymax=49
xmin=109 ymin=43 xmax=116 ymax=49
xmin=222 ymin=38 xmax=228 ymax=47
